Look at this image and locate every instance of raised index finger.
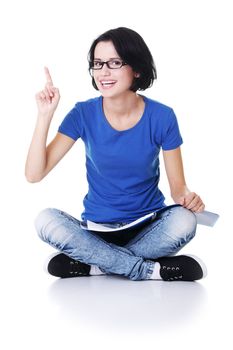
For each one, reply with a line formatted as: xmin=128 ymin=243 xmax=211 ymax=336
xmin=44 ymin=66 xmax=53 ymax=85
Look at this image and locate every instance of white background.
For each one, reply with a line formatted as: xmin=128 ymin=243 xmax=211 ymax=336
xmin=0 ymin=0 xmax=232 ymax=349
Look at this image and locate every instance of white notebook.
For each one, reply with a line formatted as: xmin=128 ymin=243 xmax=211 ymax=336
xmin=80 ymin=212 xmax=156 ymax=232
xmin=80 ymin=210 xmax=219 ymax=232
xmin=194 ymin=210 xmax=219 ymax=227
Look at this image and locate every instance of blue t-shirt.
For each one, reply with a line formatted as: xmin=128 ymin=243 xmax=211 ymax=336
xmin=58 ymin=95 xmax=183 ymax=223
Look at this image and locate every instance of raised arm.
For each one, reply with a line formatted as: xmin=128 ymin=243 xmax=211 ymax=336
xmin=162 ymin=147 xmax=205 ymax=213
xmin=25 ymin=67 xmax=75 ymax=183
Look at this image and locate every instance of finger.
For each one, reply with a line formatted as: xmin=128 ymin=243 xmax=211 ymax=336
xmin=194 ymin=203 xmax=205 ymax=213
xmin=183 ymin=193 xmax=198 ymax=209
xmin=178 ymin=197 xmax=185 ymax=206
xmin=186 ymin=195 xmax=200 ymax=210
xmin=50 ymin=86 xmax=60 ymax=99
xmin=39 ymin=91 xmax=46 ymax=100
xmin=52 ymin=86 xmax=60 ymax=95
xmin=188 ymin=197 xmax=204 ymax=212
xmin=35 ymin=92 xmax=43 ymax=100
xmin=44 ymin=66 xmax=53 ymax=85
xmin=45 ymin=85 xmax=54 ymax=98
xmin=182 ymin=193 xmax=196 ymax=208
xmin=42 ymin=87 xmax=52 ymax=101
xmin=40 ymin=88 xmax=53 ymax=103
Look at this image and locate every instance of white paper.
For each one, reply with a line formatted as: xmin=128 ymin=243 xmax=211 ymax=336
xmin=195 ymin=210 xmax=219 ymax=227
xmin=80 ymin=212 xmax=156 ymax=232
xmin=80 ymin=209 xmax=219 ymax=232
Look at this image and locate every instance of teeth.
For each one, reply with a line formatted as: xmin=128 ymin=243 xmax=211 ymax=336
xmin=101 ymin=81 xmax=116 ymax=85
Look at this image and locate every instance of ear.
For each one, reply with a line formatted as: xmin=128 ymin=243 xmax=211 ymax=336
xmin=134 ymin=72 xmax=140 ymax=78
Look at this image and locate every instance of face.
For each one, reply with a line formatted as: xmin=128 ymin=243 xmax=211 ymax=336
xmin=92 ymin=41 xmax=138 ymax=98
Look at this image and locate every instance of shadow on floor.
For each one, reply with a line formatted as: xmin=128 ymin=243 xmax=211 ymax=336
xmin=47 ymin=275 xmax=207 ymax=334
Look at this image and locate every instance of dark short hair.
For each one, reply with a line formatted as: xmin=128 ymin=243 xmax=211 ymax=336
xmin=88 ymin=27 xmax=157 ymax=92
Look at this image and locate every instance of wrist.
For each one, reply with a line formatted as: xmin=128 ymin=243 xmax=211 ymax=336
xmin=171 ymin=186 xmax=190 ymax=203
xmin=171 ymin=185 xmax=189 ymax=197
xmin=36 ymin=113 xmax=54 ymax=129
xmin=37 ymin=111 xmax=54 ymax=119
xmin=35 ymin=114 xmax=53 ymax=135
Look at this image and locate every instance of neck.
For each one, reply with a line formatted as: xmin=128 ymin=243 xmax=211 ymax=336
xmin=102 ymin=91 xmax=142 ymax=118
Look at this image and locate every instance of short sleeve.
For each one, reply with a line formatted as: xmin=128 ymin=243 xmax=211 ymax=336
xmin=58 ymin=104 xmax=82 ymax=141
xmin=161 ymin=109 xmax=183 ymax=150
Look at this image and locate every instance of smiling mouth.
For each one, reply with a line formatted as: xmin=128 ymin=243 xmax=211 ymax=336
xmin=100 ymin=80 xmax=117 ymax=88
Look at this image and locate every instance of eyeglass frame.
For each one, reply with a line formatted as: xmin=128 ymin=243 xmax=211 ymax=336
xmin=89 ymin=59 xmax=128 ymax=70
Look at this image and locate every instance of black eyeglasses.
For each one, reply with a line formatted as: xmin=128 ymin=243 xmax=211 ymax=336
xmin=90 ymin=59 xmax=127 ymax=70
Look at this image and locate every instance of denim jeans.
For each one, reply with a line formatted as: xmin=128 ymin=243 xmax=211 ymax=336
xmin=35 ymin=206 xmax=197 ymax=281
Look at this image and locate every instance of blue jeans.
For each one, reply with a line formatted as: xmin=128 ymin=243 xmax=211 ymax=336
xmin=35 ymin=206 xmax=197 ymax=281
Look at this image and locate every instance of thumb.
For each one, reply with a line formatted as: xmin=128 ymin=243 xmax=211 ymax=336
xmin=178 ymin=197 xmax=185 ymax=206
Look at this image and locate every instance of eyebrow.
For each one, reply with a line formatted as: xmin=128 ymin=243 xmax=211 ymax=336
xmin=93 ymin=57 xmax=121 ymax=61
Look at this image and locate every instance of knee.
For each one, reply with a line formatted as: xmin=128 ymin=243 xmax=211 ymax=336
xmin=34 ymin=208 xmax=60 ymax=241
xmin=172 ymin=207 xmax=197 ymax=242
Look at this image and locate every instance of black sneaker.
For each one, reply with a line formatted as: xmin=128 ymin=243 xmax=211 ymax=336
xmin=45 ymin=253 xmax=91 ymax=278
xmin=156 ymin=255 xmax=207 ymax=281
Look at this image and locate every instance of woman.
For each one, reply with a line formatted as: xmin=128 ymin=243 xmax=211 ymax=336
xmin=25 ymin=27 xmax=207 ymax=281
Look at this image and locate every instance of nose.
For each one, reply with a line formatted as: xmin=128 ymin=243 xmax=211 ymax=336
xmin=100 ymin=63 xmax=111 ymax=75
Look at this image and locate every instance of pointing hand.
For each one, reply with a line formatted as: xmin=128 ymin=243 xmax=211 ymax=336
xmin=35 ymin=67 xmax=60 ymax=116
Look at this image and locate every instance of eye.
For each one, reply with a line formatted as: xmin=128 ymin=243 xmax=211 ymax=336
xmin=92 ymin=61 xmax=102 ymax=68
xmin=109 ymin=59 xmax=122 ymax=67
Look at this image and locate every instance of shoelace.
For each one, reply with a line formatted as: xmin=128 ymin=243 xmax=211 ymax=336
xmin=161 ymin=264 xmax=183 ymax=281
xmin=69 ymin=260 xmax=88 ymax=276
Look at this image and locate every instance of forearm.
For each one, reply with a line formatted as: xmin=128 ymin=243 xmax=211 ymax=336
xmin=163 ymin=148 xmax=204 ymax=212
xmin=25 ymin=114 xmax=53 ymax=182
xmin=163 ymin=148 xmax=187 ymax=198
